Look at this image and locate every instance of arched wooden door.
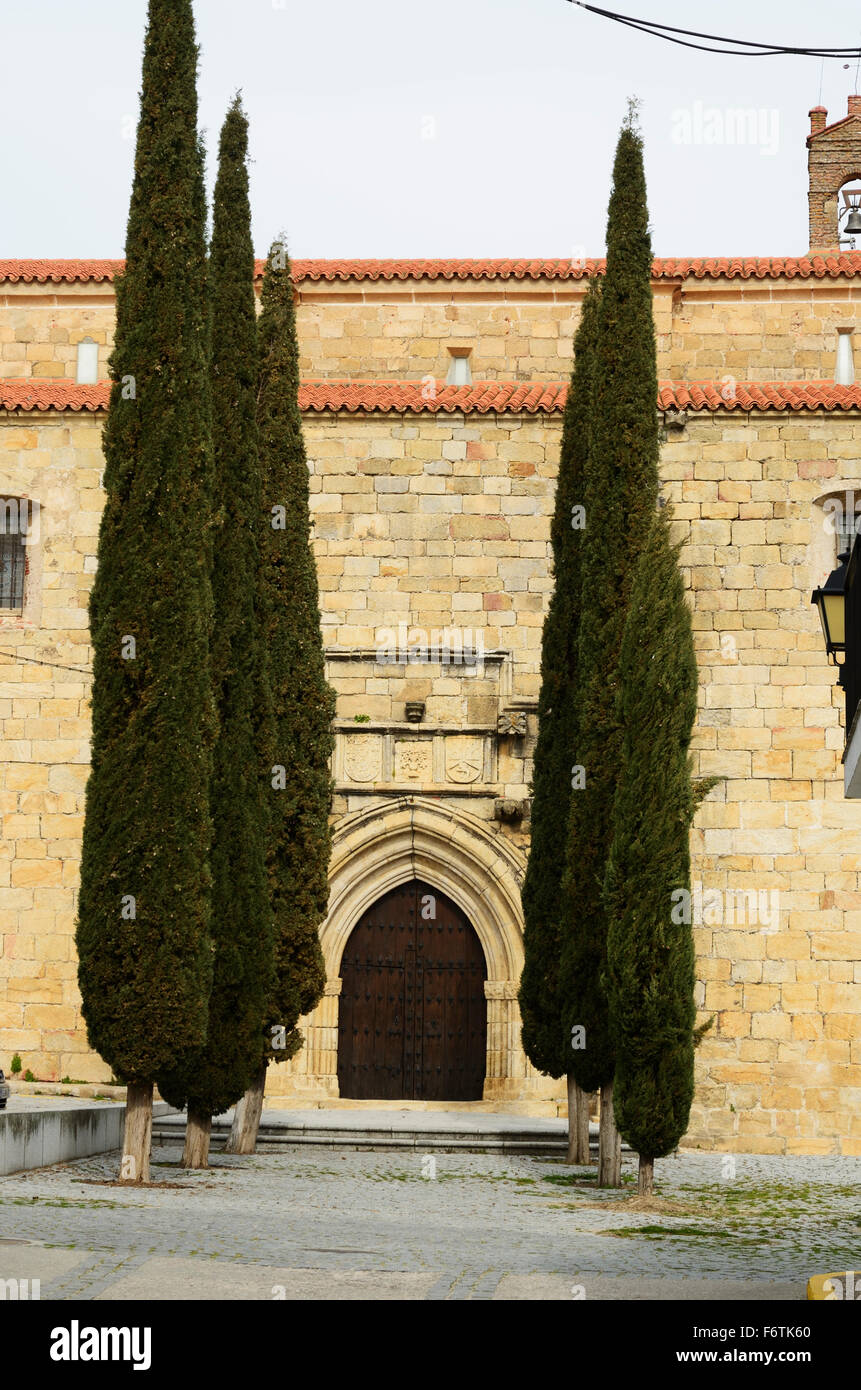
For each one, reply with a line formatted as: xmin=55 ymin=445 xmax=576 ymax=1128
xmin=337 ymin=879 xmax=487 ymax=1101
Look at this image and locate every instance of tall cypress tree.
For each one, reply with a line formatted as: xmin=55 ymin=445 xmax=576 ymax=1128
xmin=519 ymin=279 xmax=601 ymax=1164
xmin=156 ymin=99 xmax=273 ymax=1167
xmin=76 ymin=0 xmax=214 ymax=1184
xmin=225 ymin=241 xmax=334 ymax=1154
xmin=559 ymin=101 xmax=660 ymax=1186
xmin=604 ymin=503 xmax=700 ymax=1194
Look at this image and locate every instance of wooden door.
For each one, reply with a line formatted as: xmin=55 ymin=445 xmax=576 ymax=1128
xmin=337 ymin=880 xmax=487 ymax=1101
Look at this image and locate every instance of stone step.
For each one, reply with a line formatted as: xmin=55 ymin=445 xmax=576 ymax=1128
xmin=152 ymin=1108 xmax=631 ymax=1155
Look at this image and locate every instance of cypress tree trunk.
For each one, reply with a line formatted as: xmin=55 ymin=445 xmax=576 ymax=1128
xmin=566 ymin=1074 xmax=591 ymax=1164
xmin=255 ymin=242 xmax=334 ymax=1107
xmin=156 ymin=99 xmax=273 ymax=1152
xmin=183 ymin=1110 xmax=212 ymax=1169
xmin=224 ymin=1061 xmax=267 ymax=1155
xmin=120 ymin=1082 xmax=153 ymax=1185
xmin=559 ymin=104 xmax=660 ymax=1187
xmin=598 ymin=1081 xmax=622 ymax=1187
xmin=518 ymin=280 xmax=600 ymax=1161
xmin=76 ymin=0 xmax=215 ymax=1183
xmin=638 ymin=1157 xmax=655 ymax=1195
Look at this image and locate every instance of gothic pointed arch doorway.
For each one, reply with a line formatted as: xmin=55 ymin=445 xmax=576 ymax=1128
xmin=337 ymin=879 xmax=487 ymax=1101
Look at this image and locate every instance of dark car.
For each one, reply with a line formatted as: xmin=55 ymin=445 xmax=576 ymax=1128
xmin=0 ymin=1068 xmax=9 ymax=1109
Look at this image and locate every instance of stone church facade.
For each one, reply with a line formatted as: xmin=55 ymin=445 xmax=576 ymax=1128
xmin=2 ymin=100 xmax=861 ymax=1153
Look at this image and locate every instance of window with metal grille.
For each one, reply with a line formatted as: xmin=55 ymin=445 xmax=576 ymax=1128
xmin=0 ymin=499 xmax=27 ymax=609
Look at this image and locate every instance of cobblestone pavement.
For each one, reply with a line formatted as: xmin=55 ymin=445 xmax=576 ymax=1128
xmin=1 ymin=1146 xmax=858 ymax=1300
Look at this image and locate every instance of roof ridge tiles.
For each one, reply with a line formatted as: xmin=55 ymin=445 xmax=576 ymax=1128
xmin=4 ymin=254 xmax=861 ymax=284
xmin=3 ymin=377 xmax=861 ymax=415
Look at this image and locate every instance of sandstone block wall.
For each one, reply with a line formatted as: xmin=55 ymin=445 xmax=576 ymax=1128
xmin=664 ymin=412 xmax=861 ymax=1153
xmin=3 ymin=275 xmax=860 ymax=385
xmin=0 ymin=412 xmax=101 ymax=1080
xmin=0 ymin=286 xmax=113 ymax=381
xmin=1 ymin=399 xmax=860 ymax=1150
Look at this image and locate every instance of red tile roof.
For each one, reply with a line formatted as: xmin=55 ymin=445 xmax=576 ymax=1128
xmin=658 ymin=380 xmax=861 ymax=412
xmin=292 ymin=256 xmax=861 ymax=283
xmin=301 ymin=380 xmax=568 ymax=414
xmin=0 ymin=380 xmax=109 ymax=411
xmin=0 ymin=261 xmax=120 ymax=284
xmin=4 ymin=255 xmax=861 ymax=285
xmin=3 ymin=378 xmax=861 ymax=415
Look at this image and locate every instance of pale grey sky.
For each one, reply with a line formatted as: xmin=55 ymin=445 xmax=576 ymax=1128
xmin=2 ymin=0 xmax=860 ymax=260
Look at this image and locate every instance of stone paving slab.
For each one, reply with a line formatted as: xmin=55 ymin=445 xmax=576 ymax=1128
xmin=95 ymin=1256 xmax=436 ymax=1301
xmin=492 ymin=1275 xmax=806 ymax=1300
xmin=0 ymin=1242 xmax=90 ymax=1286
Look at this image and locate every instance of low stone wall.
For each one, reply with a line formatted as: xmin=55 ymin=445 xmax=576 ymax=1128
xmin=0 ymin=1103 xmax=125 ymax=1175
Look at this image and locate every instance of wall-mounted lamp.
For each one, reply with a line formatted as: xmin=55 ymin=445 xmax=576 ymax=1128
xmin=811 ymin=548 xmax=849 ymax=679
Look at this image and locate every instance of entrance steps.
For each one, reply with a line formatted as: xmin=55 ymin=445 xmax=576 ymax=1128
xmin=152 ymin=1107 xmax=631 ymax=1156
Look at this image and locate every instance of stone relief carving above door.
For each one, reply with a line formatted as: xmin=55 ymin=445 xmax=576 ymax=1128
xmin=343 ymin=733 xmax=383 ymax=783
xmin=445 ymin=736 xmax=484 ymax=784
xmin=394 ymin=740 xmax=433 ymax=783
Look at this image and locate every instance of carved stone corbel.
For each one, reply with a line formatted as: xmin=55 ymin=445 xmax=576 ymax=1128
xmin=497 ymin=709 xmax=528 ymax=738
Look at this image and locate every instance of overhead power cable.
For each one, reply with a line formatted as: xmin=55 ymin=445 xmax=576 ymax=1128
xmin=569 ymin=3 xmax=861 ymax=58
xmin=0 ymin=648 xmax=92 ymax=674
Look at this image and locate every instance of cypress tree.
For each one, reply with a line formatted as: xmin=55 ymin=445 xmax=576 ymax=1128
xmin=225 ymin=241 xmax=334 ymax=1155
xmin=519 ymin=278 xmax=601 ymax=1164
xmin=604 ymin=503 xmax=700 ymax=1195
xmin=559 ymin=101 xmax=660 ymax=1186
xmin=156 ymin=98 xmax=273 ymax=1167
xmin=76 ymin=0 xmax=214 ymax=1184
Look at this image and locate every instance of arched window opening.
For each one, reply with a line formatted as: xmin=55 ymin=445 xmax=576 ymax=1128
xmin=838 ymin=179 xmax=861 ymax=251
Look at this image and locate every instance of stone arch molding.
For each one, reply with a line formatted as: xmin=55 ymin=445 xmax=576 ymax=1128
xmin=323 ymin=795 xmax=527 ymax=983
xmin=270 ymin=797 xmax=550 ymax=1102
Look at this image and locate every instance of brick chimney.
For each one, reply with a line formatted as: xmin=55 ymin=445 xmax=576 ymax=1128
xmin=808 ymin=96 xmax=861 ymax=254
xmin=809 ymin=106 xmax=828 ymax=136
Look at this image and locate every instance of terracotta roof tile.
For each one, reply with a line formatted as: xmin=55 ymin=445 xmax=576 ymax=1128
xmin=4 ymin=256 xmax=861 ymax=285
xmin=0 ymin=380 xmax=110 ymax=411
xmin=292 ymin=258 xmax=602 ymax=282
xmin=300 ymin=380 xmax=568 ymax=414
xmin=658 ymin=380 xmax=861 ymax=412
xmin=0 ymin=260 xmax=120 ymax=284
xmin=4 ymin=378 xmax=861 ymax=416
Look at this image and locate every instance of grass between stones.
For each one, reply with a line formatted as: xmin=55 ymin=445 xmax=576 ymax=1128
xmin=0 ymin=1195 xmax=120 ymax=1209
xmin=356 ymin=1164 xmax=860 ymax=1267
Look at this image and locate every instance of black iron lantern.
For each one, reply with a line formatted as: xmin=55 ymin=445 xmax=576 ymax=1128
xmin=811 ymin=549 xmax=850 ymax=665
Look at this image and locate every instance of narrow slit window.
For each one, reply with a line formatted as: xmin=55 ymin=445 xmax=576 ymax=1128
xmin=76 ymin=337 xmax=99 ymax=384
xmin=446 ymin=351 xmax=472 ymax=386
